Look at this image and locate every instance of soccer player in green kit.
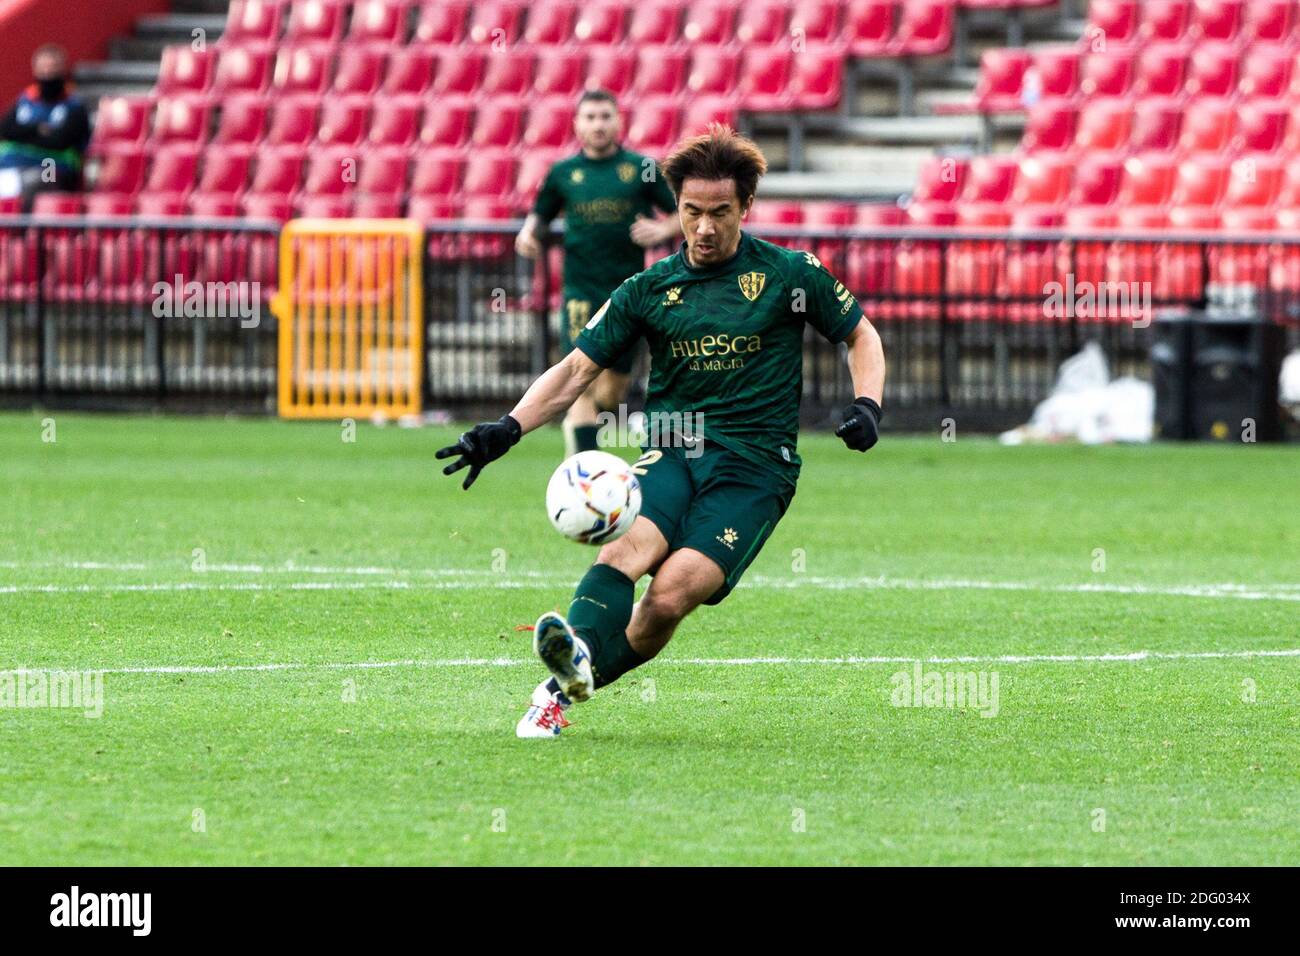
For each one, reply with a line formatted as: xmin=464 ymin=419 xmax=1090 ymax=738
xmin=440 ymin=126 xmax=887 ymax=738
xmin=514 ymin=89 xmax=680 ymax=456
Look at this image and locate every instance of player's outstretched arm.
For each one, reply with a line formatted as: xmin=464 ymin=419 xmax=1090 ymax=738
xmin=435 ymin=350 xmax=603 ymax=489
xmin=835 ymin=317 xmax=887 ymax=453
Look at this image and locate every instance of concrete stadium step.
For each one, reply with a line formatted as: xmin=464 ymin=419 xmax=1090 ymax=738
xmin=73 ymin=60 xmax=159 ymax=101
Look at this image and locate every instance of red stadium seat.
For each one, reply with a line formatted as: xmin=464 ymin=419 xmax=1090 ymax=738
xmin=523 ymin=97 xmax=575 ymax=150
xmin=353 ymin=195 xmax=403 ymax=217
xmin=32 ymin=193 xmax=84 ymax=217
xmin=264 ymin=96 xmax=319 ymax=147
xmin=625 ymin=98 xmax=680 ymax=154
xmin=465 ymin=2 xmax=524 ymax=46
xmin=533 ymin=50 xmax=585 ymax=98
xmin=1184 ymin=42 xmax=1238 ymax=98
xmin=1069 ymin=154 xmax=1125 ymax=206
xmin=1140 ymin=0 xmax=1191 ymax=41
xmin=214 ymin=96 xmax=268 ymax=145
xmin=480 ymin=50 xmax=535 ymax=97
xmin=1020 ymin=98 xmax=1077 ymax=152
xmin=1086 ymin=0 xmax=1139 ymax=45
xmin=1221 ymin=155 xmax=1284 ymax=208
xmin=738 ymin=48 xmax=794 ymax=111
xmin=681 ymin=1 xmax=738 ymax=45
xmin=410 ymin=151 xmax=464 ymax=197
xmin=212 ymin=45 xmax=274 ymax=97
xmin=461 ymin=151 xmax=515 ymax=198
xmin=789 ymin=48 xmax=845 ymax=111
xmin=152 ymin=96 xmax=210 ymax=145
xmin=302 ymin=147 xmax=358 ymax=196
xmin=84 ymin=193 xmax=135 ymax=216
xmin=973 ymin=49 xmax=1033 ymax=113
xmin=1129 ymin=96 xmax=1182 ymax=152
xmin=419 ymin=96 xmax=474 ymax=147
xmin=627 ymin=3 xmax=682 ymax=45
xmin=516 ymin=151 xmax=561 ymax=204
xmin=1079 ymin=52 xmax=1133 ymax=98
xmin=368 ymin=95 xmax=421 ymax=147
xmin=223 ymin=0 xmax=286 ymax=45
xmin=524 ymin=2 xmax=576 ymax=44
xmin=1234 ymin=100 xmax=1289 ymax=153
xmin=143 ymin=144 xmax=201 ymax=197
xmin=188 ymin=192 xmax=241 ymax=218
xmin=157 ymin=46 xmax=215 ymax=95
xmin=574 ymin=4 xmax=628 ymax=45
xmin=348 ymin=0 xmax=412 ymax=44
xmin=1118 ymin=153 xmax=1179 ymax=206
xmin=384 ymin=45 xmax=437 ymax=94
xmin=890 ymin=0 xmax=953 ymax=58
xmin=1012 ymin=154 xmax=1071 ymax=205
xmin=471 ymin=98 xmax=524 ymax=149
xmin=790 ymin=0 xmax=842 ymax=43
xmin=634 ymin=48 xmax=689 ymax=96
xmin=1242 ymin=0 xmax=1294 ymax=43
xmin=196 ymin=145 xmax=254 ymax=195
xmin=961 ymin=155 xmax=1018 ymax=204
xmin=736 ymin=2 xmax=789 ymax=44
xmin=93 ymin=147 xmax=147 ymax=196
xmin=1219 ymin=207 xmax=1276 ymax=232
xmin=1239 ymin=45 xmax=1292 ymax=98
xmin=845 ymin=0 xmax=897 ymax=57
xmin=1279 ymin=163 xmax=1300 ymax=206
xmin=680 ymin=96 xmax=738 ymax=135
xmin=332 ymin=46 xmax=386 ymax=95
xmin=1170 ymin=156 xmax=1231 ymax=206
xmin=1133 ymin=43 xmax=1190 ymax=98
xmin=136 ymin=192 xmax=186 ymax=217
xmin=92 ymin=96 xmax=152 ymax=149
xmin=1167 ymin=205 xmax=1220 ymax=230
xmin=585 ymin=47 xmax=637 ymax=96
xmin=240 ymin=193 xmax=294 ymax=221
xmin=273 ymin=46 xmax=332 ymax=95
xmin=1035 ymin=48 xmax=1080 ymax=98
xmin=407 ymin=196 xmax=459 ymax=221
xmin=461 ymin=197 xmax=515 ymax=221
xmin=1177 ymin=97 xmax=1235 ymax=153
xmin=431 ymin=47 xmax=486 ymax=96
xmin=912 ymin=156 xmax=968 ymax=204
xmin=316 ymin=97 xmax=370 ymax=147
xmin=1188 ymin=0 xmax=1243 ymax=41
xmin=356 ymin=147 xmax=410 ymax=197
xmin=1074 ymin=98 xmax=1132 ymax=153
xmin=1064 ymin=206 xmax=1118 ymax=230
xmin=297 ymin=194 xmax=352 ymax=217
xmin=248 ymin=145 xmax=307 ymax=196
xmin=414 ymin=1 xmax=468 ymax=43
xmin=284 ymin=0 xmax=345 ymax=44
xmin=686 ymin=49 xmax=741 ymax=97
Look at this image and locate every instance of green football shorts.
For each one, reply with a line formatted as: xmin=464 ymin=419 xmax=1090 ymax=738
xmin=560 ymin=293 xmax=639 ymax=376
xmin=632 ymin=441 xmax=796 ymax=605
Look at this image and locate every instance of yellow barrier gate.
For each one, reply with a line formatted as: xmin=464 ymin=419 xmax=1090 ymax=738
xmin=273 ymin=219 xmax=424 ymax=419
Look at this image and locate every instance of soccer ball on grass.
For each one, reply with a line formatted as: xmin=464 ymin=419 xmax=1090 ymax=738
xmin=545 ymin=451 xmax=641 ymax=545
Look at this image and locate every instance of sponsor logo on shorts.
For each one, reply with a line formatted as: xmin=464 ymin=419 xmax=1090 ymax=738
xmin=717 ymin=527 xmax=740 ymax=550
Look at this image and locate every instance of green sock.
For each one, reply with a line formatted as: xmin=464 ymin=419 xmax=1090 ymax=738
xmin=573 ymin=424 xmax=600 ymax=452
xmin=567 ymin=564 xmax=643 ymax=688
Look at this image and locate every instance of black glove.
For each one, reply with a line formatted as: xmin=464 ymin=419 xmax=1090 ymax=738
xmin=835 ymin=397 xmax=882 ymax=452
xmin=435 ymin=415 xmax=522 ymax=489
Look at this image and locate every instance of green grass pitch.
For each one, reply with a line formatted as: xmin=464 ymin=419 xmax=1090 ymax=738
xmin=0 ymin=411 xmax=1297 ymax=865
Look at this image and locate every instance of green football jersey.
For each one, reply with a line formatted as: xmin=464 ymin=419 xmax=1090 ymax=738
xmin=532 ymin=147 xmax=678 ymax=302
xmin=575 ymin=232 xmax=864 ymax=486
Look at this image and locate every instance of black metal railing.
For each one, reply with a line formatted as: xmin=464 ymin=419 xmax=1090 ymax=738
xmin=2 ymin=217 xmax=1298 ymax=429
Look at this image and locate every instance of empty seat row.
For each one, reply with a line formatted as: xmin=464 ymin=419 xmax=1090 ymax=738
xmin=155 ymin=42 xmax=845 ymax=108
xmin=972 ymin=41 xmax=1300 ymax=112
xmin=1083 ymin=0 xmax=1297 ymax=48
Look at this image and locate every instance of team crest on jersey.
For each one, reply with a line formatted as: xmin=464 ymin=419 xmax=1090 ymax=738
xmin=662 ymin=286 xmax=684 ymax=307
xmin=571 ymin=169 xmax=585 ymax=183
xmin=617 ymin=162 xmax=637 ymax=183
xmin=737 ymin=272 xmax=767 ymax=302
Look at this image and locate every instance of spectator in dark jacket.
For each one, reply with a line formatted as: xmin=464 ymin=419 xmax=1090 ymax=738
xmin=0 ymin=45 xmax=91 ymax=209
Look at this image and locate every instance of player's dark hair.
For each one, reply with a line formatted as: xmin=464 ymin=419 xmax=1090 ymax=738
xmin=661 ymin=124 xmax=768 ymax=207
xmin=576 ymin=89 xmax=618 ymax=112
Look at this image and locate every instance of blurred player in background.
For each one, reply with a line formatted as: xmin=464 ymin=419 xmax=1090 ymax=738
xmin=515 ymin=89 xmax=680 ymax=456
xmin=0 ymin=45 xmax=90 ymax=209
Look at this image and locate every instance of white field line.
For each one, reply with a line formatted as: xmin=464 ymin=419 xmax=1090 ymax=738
xmin=5 ymin=647 xmax=1299 ymax=678
xmin=2 ymin=573 xmax=1300 ymax=601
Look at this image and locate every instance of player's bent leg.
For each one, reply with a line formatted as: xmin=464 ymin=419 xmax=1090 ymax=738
xmin=625 ymin=548 xmax=726 ymax=662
